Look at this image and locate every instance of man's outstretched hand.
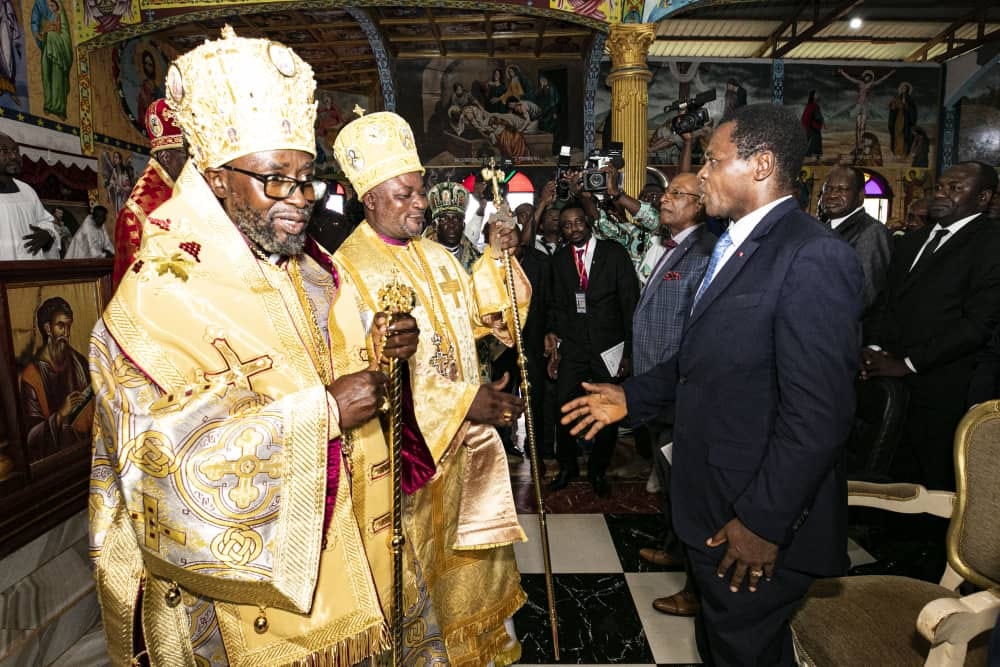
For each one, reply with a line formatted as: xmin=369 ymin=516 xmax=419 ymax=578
xmin=559 ymin=382 xmax=627 ymax=440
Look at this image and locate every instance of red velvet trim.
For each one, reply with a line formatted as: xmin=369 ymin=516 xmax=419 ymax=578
xmin=321 ymin=438 xmax=342 ymax=539
xmin=399 ymin=364 xmax=435 ymax=493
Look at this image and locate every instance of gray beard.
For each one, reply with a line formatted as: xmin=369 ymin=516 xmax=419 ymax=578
xmin=231 ymin=200 xmax=309 ymax=257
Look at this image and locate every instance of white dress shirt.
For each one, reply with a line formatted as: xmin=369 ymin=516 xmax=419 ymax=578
xmin=712 ymin=195 xmax=793 ymax=278
xmin=908 ymin=213 xmax=980 ymax=271
xmin=572 ymin=237 xmax=596 ymax=279
xmin=828 ymin=205 xmax=865 ymax=230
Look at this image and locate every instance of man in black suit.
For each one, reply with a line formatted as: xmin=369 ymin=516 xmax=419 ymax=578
xmin=546 ymin=203 xmax=639 ymax=497
xmin=561 ymin=104 xmax=863 ymax=665
xmin=818 ymin=166 xmax=892 ymax=314
xmin=862 ymin=161 xmax=1000 ymax=491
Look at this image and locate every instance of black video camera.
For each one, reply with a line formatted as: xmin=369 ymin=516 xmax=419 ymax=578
xmin=668 ymin=89 xmax=716 ymax=135
xmin=582 ymin=141 xmax=625 ymax=192
xmin=555 ymin=145 xmax=572 ymax=201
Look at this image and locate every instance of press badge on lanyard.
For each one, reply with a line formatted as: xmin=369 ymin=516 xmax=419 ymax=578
xmin=575 ymin=289 xmax=587 ymax=314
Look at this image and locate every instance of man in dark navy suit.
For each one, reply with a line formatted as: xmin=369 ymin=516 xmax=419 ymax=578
xmin=561 ymin=104 xmax=863 ymax=665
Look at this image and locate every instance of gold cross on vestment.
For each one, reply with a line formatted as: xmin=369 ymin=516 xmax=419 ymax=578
xmin=196 ymin=338 xmax=273 ymax=391
xmin=437 ymin=265 xmax=462 ymax=308
xmin=201 ymin=430 xmax=283 ymax=510
xmin=131 ymin=493 xmax=187 ymax=551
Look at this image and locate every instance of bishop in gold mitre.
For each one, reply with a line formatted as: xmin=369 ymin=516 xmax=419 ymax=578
xmin=88 ymin=27 xmax=437 ymax=666
xmin=332 ymin=111 xmax=531 ymax=667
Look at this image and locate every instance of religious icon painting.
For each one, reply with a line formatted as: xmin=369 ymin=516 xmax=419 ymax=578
xmin=113 ymin=37 xmax=171 ymax=134
xmin=0 ymin=259 xmax=112 ymax=558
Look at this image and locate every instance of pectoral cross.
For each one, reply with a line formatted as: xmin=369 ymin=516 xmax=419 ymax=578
xmin=437 ymin=265 xmax=462 ymax=308
xmin=429 ymin=333 xmax=457 ymax=380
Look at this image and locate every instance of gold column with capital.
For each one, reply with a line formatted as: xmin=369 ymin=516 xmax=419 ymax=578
xmin=606 ymin=23 xmax=656 ymax=198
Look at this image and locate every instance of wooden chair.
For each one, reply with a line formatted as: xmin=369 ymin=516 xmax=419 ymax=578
xmin=791 ymin=400 xmax=1000 ymax=666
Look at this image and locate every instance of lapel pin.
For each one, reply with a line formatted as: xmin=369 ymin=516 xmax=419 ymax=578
xmin=738 ymin=251 xmax=744 ymax=257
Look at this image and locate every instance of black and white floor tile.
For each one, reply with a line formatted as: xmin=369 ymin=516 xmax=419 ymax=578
xmin=509 ymin=455 xmax=877 ymax=666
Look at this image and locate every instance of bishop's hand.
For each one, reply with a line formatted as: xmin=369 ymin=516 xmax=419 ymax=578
xmin=467 ymin=372 xmax=524 ymax=427
xmin=329 ymin=370 xmax=389 ymax=430
xmin=371 ymin=313 xmax=420 ymax=364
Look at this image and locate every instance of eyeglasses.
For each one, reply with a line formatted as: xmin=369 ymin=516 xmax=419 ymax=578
xmin=220 ymin=165 xmax=327 ymax=202
xmin=663 ymin=189 xmax=701 ymax=200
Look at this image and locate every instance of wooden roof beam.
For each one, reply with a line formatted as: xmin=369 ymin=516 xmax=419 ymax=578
xmin=932 ymin=24 xmax=1000 ymax=62
xmin=424 ymin=8 xmax=446 ymax=57
xmin=772 ymin=0 xmax=864 ymax=58
xmin=486 ymin=12 xmax=494 ymax=57
xmin=905 ymin=8 xmax=981 ymax=61
xmin=752 ymin=3 xmax=807 ymax=58
xmin=535 ymin=18 xmax=549 ymax=58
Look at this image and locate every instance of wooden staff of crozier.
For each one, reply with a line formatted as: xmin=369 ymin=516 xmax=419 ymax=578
xmin=377 ymin=274 xmax=416 ymax=665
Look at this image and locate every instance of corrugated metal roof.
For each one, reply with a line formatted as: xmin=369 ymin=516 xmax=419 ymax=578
xmin=785 ymin=42 xmax=924 ymax=60
xmin=654 ymin=19 xmax=780 ymax=39
xmin=649 ymin=40 xmax=766 ymax=58
xmin=650 ymin=16 xmax=999 ymax=61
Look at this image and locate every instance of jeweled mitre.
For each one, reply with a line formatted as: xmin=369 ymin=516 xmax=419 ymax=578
xmin=165 ymin=26 xmax=317 ymax=170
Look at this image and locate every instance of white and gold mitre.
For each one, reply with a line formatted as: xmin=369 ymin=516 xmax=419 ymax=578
xmin=333 ymin=111 xmax=424 ymax=198
xmin=164 ymin=26 xmax=317 ymax=171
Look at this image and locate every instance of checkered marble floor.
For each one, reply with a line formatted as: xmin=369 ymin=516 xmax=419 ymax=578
xmin=54 ymin=447 xmax=874 ymax=667
xmin=511 ymin=511 xmax=700 ymax=666
xmin=508 ymin=457 xmax=876 ymax=666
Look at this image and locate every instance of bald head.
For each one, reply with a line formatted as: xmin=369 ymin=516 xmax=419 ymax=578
xmin=820 ymin=166 xmax=864 ymax=220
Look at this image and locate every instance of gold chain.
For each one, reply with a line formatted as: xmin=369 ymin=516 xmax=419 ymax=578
xmin=406 ymin=241 xmax=454 ymax=357
xmin=286 ymin=258 xmax=334 ymax=386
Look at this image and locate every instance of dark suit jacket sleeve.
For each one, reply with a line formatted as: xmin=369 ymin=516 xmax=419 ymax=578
xmin=854 ymin=221 xmax=892 ymax=311
xmin=733 ymin=236 xmax=862 ymax=545
xmin=545 ymin=253 xmax=567 ymax=338
xmin=622 ymin=354 xmax=679 ymax=426
xmin=615 ymin=244 xmax=641 ymax=359
xmin=862 ymin=233 xmax=916 ymax=345
xmin=906 ymin=251 xmax=1000 ymax=373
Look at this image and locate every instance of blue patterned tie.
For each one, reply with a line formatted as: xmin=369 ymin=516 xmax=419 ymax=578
xmin=692 ymin=230 xmax=733 ymax=306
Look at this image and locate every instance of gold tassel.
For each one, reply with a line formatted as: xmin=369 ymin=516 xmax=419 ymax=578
xmin=287 ymin=622 xmax=389 ymax=667
xmin=442 ymin=588 xmax=527 ymax=646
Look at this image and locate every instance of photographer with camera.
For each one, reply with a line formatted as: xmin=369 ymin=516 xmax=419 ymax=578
xmin=568 ymin=133 xmax=695 ymax=285
xmin=531 ymin=181 xmax=565 ymax=256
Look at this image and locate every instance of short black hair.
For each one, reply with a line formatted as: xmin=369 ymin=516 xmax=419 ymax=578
xmin=92 ymin=205 xmax=108 ymax=216
xmin=36 ymin=297 xmax=72 ymax=342
xmin=961 ymin=161 xmax=999 ymax=197
xmin=726 ymin=103 xmax=807 ymax=190
xmin=559 ymin=200 xmax=590 ymax=224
